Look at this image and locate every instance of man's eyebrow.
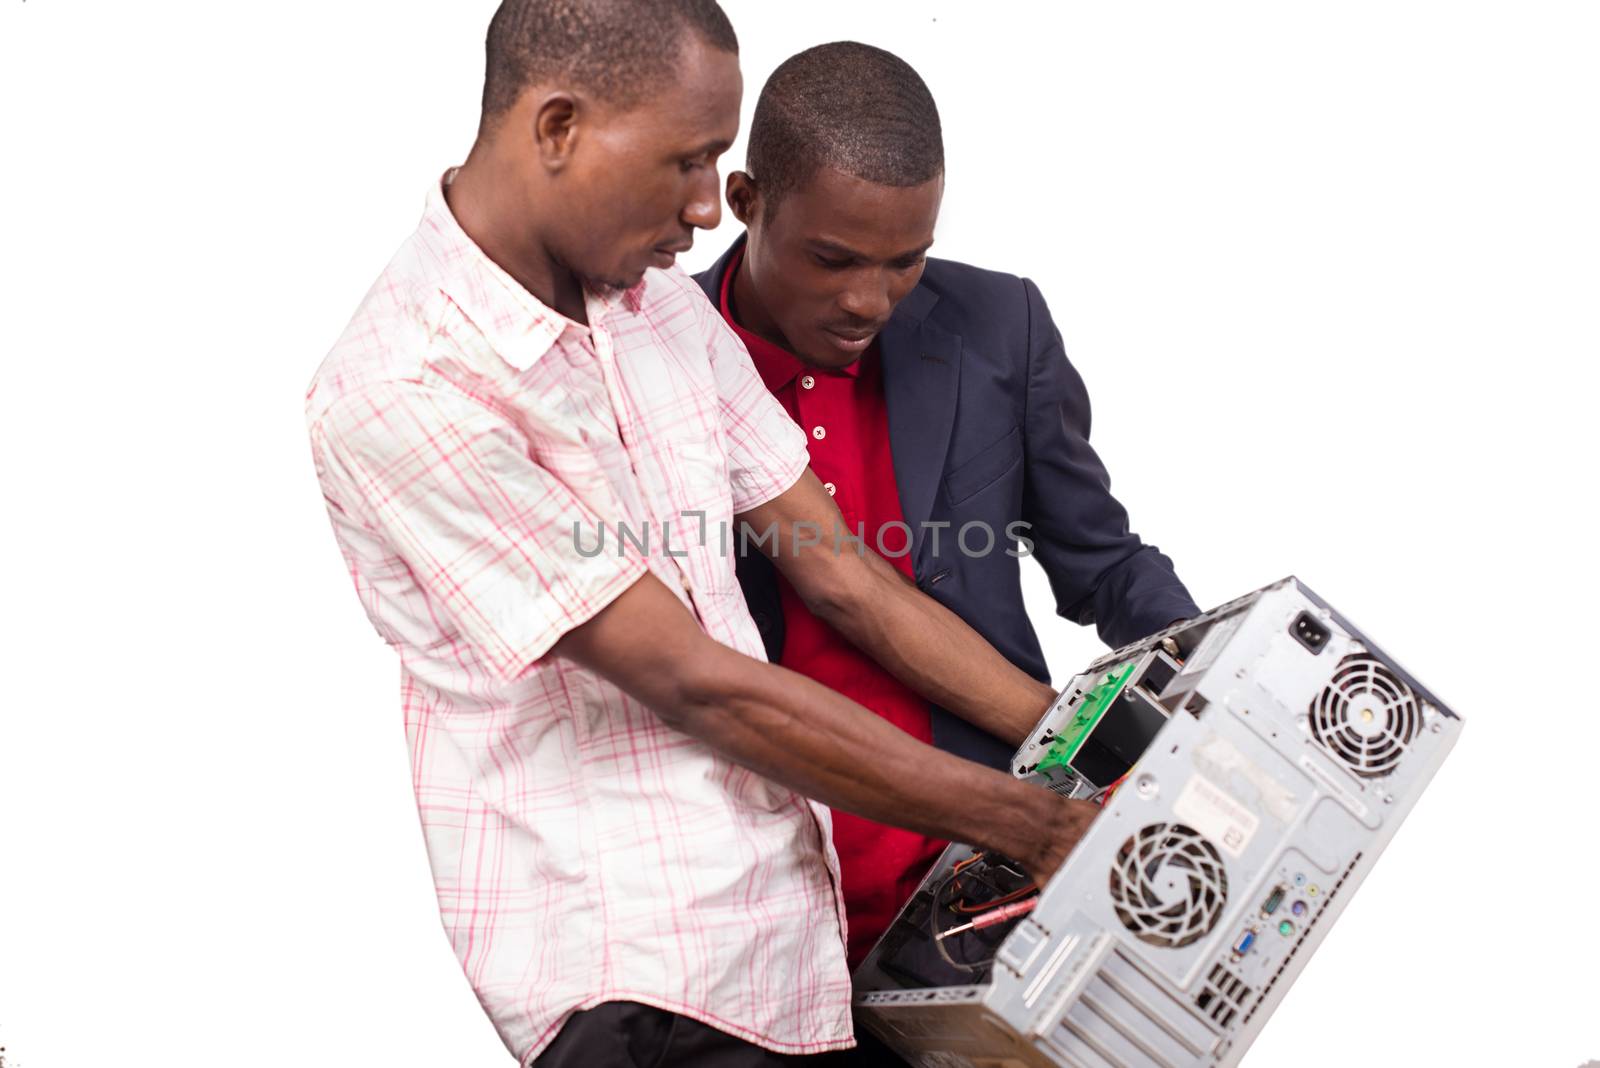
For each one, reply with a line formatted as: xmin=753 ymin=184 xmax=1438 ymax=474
xmin=807 ymin=239 xmax=865 ymax=260
xmin=809 ymin=239 xmax=934 ymax=262
xmin=893 ymin=240 xmax=935 ymax=261
xmin=686 ymin=137 xmax=734 ymax=157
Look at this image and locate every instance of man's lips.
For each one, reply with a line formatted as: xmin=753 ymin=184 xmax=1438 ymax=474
xmin=651 ymin=243 xmax=693 ymax=267
xmin=822 ymin=326 xmax=881 ymax=353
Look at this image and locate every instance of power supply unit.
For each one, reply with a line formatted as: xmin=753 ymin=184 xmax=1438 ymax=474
xmin=853 ymin=577 xmax=1460 ymax=1068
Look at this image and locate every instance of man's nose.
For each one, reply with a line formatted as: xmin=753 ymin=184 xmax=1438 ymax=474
xmin=838 ymin=272 xmax=892 ymax=323
xmin=682 ymin=172 xmax=722 ymax=231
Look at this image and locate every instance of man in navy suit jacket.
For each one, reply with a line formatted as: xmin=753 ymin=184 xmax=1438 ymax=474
xmin=694 ymin=43 xmax=1200 ymax=781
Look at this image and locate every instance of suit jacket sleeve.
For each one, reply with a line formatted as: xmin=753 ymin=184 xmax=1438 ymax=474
xmin=1019 ymin=277 xmax=1201 ymax=649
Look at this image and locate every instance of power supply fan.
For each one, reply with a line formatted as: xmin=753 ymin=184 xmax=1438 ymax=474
xmin=1109 ymin=823 xmax=1229 ymax=948
xmin=1309 ymin=654 xmax=1422 ymax=779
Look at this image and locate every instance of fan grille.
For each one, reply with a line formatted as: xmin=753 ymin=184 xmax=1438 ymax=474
xmin=1309 ymin=654 xmax=1422 ymax=778
xmin=1109 ymin=823 xmax=1228 ymax=948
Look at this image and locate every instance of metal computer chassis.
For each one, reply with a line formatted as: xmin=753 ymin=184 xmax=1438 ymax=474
xmin=854 ymin=577 xmax=1461 ymax=1068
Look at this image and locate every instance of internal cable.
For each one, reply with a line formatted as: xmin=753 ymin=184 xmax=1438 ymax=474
xmin=937 ymin=896 xmax=1040 ymax=941
xmin=928 ymin=852 xmax=1037 ymax=971
xmin=1090 ymin=770 xmax=1133 ymax=807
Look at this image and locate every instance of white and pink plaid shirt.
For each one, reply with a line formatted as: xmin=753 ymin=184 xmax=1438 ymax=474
xmin=305 ymin=175 xmax=853 ymax=1063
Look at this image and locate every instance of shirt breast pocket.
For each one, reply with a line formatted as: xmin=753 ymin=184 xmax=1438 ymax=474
xmin=943 ymin=425 xmax=1022 ymax=506
xmin=659 ymin=437 xmax=740 ymax=598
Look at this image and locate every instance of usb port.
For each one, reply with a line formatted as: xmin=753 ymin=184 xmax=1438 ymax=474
xmin=1261 ymin=885 xmax=1287 ymax=916
xmin=1232 ymin=929 xmax=1257 ymax=956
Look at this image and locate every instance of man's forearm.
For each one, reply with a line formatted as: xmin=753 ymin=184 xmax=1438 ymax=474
xmin=739 ymin=470 xmax=1056 ymax=747
xmin=671 ymin=642 xmax=1085 ymax=880
xmin=552 ymin=572 xmax=1092 ymax=880
xmin=808 ymin=547 xmax=1056 ymax=748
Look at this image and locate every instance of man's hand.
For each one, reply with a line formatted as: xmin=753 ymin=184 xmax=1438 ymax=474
xmin=1028 ymin=797 xmax=1102 ymax=884
xmin=736 ymin=469 xmax=1058 ymax=747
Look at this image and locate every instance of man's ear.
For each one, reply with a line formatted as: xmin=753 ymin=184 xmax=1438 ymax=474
xmin=726 ymin=170 xmax=760 ymax=228
xmin=531 ymin=92 xmax=581 ymax=169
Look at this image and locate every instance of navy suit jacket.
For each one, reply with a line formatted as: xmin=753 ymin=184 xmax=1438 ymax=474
xmin=694 ymin=237 xmax=1200 ymax=770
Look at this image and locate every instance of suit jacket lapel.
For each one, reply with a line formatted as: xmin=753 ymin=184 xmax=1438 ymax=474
xmin=880 ymin=286 xmax=961 ymax=574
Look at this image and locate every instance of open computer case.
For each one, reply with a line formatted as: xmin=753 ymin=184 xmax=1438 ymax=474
xmin=854 ymin=577 xmax=1461 ymax=1068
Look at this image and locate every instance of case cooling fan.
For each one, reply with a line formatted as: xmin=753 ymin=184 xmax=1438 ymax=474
xmin=1309 ymin=654 xmax=1422 ymax=778
xmin=1109 ymin=823 xmax=1229 ymax=948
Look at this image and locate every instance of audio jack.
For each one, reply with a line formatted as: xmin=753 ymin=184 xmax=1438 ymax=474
xmin=935 ymin=896 xmax=1040 ymax=941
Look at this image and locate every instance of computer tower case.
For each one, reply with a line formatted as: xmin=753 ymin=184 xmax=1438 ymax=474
xmin=854 ymin=577 xmax=1460 ymax=1068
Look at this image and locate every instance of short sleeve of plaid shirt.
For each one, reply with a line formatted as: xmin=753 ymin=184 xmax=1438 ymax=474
xmin=696 ymin=293 xmax=812 ymax=515
xmin=312 ymin=381 xmax=648 ymax=682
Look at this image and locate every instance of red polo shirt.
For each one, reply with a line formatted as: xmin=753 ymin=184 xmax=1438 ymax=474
xmin=719 ymin=253 xmax=947 ymax=966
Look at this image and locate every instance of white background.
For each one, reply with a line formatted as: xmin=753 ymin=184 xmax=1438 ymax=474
xmin=1 ymin=1 xmax=1596 ymax=1065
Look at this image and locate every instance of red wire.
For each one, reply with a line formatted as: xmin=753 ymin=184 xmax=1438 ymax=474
xmin=1098 ymin=771 xmax=1133 ymax=806
xmin=955 ymin=885 xmax=1037 ymax=913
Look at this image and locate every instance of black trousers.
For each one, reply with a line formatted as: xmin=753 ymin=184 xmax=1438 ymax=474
xmin=533 ymin=1002 xmax=857 ymax=1068
xmin=805 ymin=1027 xmax=907 ymax=1067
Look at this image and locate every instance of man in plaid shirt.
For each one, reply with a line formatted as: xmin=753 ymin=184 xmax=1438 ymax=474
xmin=307 ymin=2 xmax=1099 ymax=1065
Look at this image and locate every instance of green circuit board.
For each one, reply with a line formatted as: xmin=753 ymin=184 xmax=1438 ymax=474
xmin=1035 ymin=660 xmax=1137 ymax=775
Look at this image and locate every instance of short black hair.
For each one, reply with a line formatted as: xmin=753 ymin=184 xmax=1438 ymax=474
xmin=481 ymin=0 xmax=738 ymax=121
xmin=746 ymin=42 xmax=943 ymax=220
